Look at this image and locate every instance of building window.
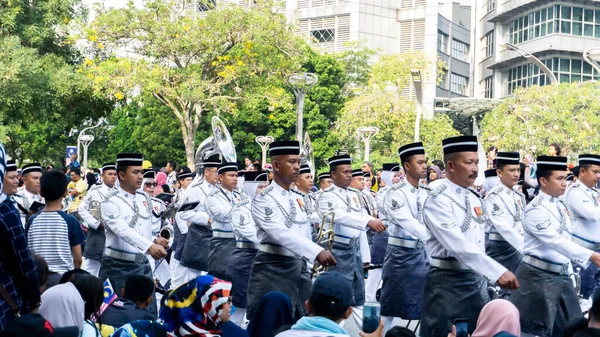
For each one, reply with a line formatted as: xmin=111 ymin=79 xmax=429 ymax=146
xmin=311 ymin=29 xmax=335 ymax=42
xmin=484 ymin=77 xmax=493 ymax=98
xmin=482 ymin=31 xmax=494 ymax=58
xmin=505 ymin=57 xmax=600 ymax=95
xmin=451 ymin=39 xmax=469 ymax=62
xmin=508 ymin=5 xmax=600 ymax=44
xmin=450 ymin=73 xmax=468 ymax=96
xmin=484 ymin=0 xmax=495 ymax=13
xmin=437 ymin=31 xmax=448 ymax=54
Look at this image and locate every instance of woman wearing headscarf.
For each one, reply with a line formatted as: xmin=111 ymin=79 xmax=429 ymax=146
xmin=160 ymin=275 xmax=247 ymax=337
xmin=86 ymin=172 xmax=98 ymax=191
xmin=246 ymin=292 xmax=294 ymax=337
xmin=428 ymin=165 xmax=442 ymax=184
xmin=38 ymin=282 xmax=85 ymax=333
xmin=471 ymin=299 xmax=520 ymax=337
xmin=156 ymin=172 xmax=168 ymax=195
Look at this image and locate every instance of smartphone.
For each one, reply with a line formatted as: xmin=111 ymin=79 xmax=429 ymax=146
xmin=362 ymin=302 xmax=381 ymax=333
xmin=454 ymin=318 xmax=469 ymax=337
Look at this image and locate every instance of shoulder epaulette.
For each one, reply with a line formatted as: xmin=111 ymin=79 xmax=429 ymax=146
xmin=348 ymin=187 xmax=360 ymax=193
xmin=419 ymin=183 xmax=431 ymax=191
xmin=468 ymin=187 xmax=482 ymax=199
xmin=530 ymin=195 xmax=543 ymax=207
xmin=486 ymin=184 xmax=503 ymax=197
xmin=104 ymin=188 xmax=120 ymax=201
xmin=389 ymin=181 xmax=407 ymax=191
xmin=290 ymin=188 xmax=305 ymax=197
xmin=429 ymin=183 xmax=447 ymax=197
xmin=259 ymin=185 xmax=274 ymax=196
xmin=323 ymin=186 xmax=335 ymax=192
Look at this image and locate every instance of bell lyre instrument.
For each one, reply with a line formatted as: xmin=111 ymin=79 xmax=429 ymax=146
xmin=311 ymin=211 xmax=336 ymax=279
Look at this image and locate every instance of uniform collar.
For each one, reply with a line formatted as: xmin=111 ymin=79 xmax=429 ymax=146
xmin=445 ymin=178 xmax=469 ymax=196
xmin=21 ymin=188 xmax=39 ymax=199
xmin=575 ymin=180 xmax=596 ymax=193
xmin=332 ymin=183 xmax=348 ymax=194
xmin=118 ymin=187 xmax=136 ymax=199
xmin=538 ymin=190 xmax=559 ymax=204
xmin=499 ymin=182 xmax=514 ymax=195
xmin=271 ymin=180 xmax=290 ymax=197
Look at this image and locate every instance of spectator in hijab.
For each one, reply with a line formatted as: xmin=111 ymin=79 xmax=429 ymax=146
xmin=38 ymin=282 xmax=85 ymax=333
xmin=471 ymin=300 xmax=520 ymax=337
xmin=156 ymin=172 xmax=167 ymax=192
xmin=247 ymin=292 xmax=294 ymax=337
xmin=428 ymin=165 xmax=442 ymax=183
xmin=160 ymin=275 xmax=247 ymax=337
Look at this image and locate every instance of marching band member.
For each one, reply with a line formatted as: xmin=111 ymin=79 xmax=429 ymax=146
xmin=565 ymin=154 xmax=600 ymax=300
xmin=317 ymin=154 xmax=386 ymax=328
xmin=99 ymin=153 xmax=168 ymax=318
xmin=511 ymin=155 xmax=600 ymax=337
xmin=484 ymin=152 xmax=525 ymax=275
xmin=227 ymin=171 xmax=268 ymax=325
xmin=168 ymin=167 xmax=193 ymax=286
xmin=246 ymin=141 xmax=336 ymax=320
xmin=173 ymin=154 xmax=220 ymax=287
xmin=77 ymin=163 xmax=117 ymax=276
xmin=14 ymin=163 xmax=43 ymax=226
xmin=205 ymin=161 xmax=241 ymax=281
xmin=318 ymin=172 xmax=333 ymax=191
xmin=295 ymin=164 xmax=320 ymax=235
xmin=420 ymin=136 xmax=518 ymax=337
xmin=380 ymin=143 xmax=429 ymax=332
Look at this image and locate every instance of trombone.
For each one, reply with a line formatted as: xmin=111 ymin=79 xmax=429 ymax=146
xmin=311 ymin=211 xmax=336 ymax=279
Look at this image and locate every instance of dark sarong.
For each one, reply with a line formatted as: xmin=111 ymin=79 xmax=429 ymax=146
xmin=207 ymin=237 xmax=236 ymax=281
xmin=226 ymin=248 xmax=258 ymax=308
xmin=180 ymin=224 xmax=211 ymax=271
xmin=380 ymin=245 xmax=428 ymax=319
xmin=579 ymin=263 xmax=599 ymax=300
xmin=328 ymin=241 xmax=365 ymax=306
xmin=486 ymin=240 xmax=523 ymax=274
xmin=370 ymin=231 xmax=389 ymax=265
xmin=99 ymin=254 xmax=157 ymax=318
xmin=172 ymin=226 xmax=187 ymax=261
xmin=82 ymin=227 xmax=106 ymax=261
xmin=510 ymin=262 xmax=582 ymax=337
xmin=246 ymin=251 xmax=310 ymax=321
xmin=420 ymin=267 xmax=489 ymax=337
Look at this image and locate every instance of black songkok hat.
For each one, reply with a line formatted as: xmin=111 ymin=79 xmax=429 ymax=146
xmin=318 ymin=173 xmax=330 ymax=180
xmin=102 ymin=163 xmax=116 ymax=172
xmin=116 ymin=153 xmax=143 ymax=167
xmin=143 ymin=169 xmax=155 ymax=179
xmin=578 ymin=154 xmax=600 ymax=166
xmin=22 ymin=163 xmax=43 ymax=175
xmin=442 ymin=136 xmax=478 ymax=155
xmin=351 ymin=169 xmax=363 ymax=177
xmin=245 ymin=171 xmax=269 ymax=183
xmin=398 ymin=142 xmax=425 ymax=162
xmin=218 ymin=162 xmax=238 ymax=174
xmin=496 ymin=152 xmax=520 ymax=166
xmin=6 ymin=160 xmax=16 ymax=173
xmin=204 ymin=154 xmax=222 ymax=168
xmin=484 ymin=169 xmax=498 ymax=178
xmin=382 ymin=163 xmax=400 ymax=172
xmin=177 ymin=167 xmax=193 ymax=180
xmin=328 ymin=154 xmax=351 ymax=169
xmin=299 ymin=164 xmax=311 ymax=175
xmin=536 ymin=155 xmax=568 ymax=171
xmin=269 ymin=141 xmax=300 ymax=157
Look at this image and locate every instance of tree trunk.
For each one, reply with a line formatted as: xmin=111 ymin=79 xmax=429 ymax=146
xmin=183 ymin=129 xmax=196 ymax=171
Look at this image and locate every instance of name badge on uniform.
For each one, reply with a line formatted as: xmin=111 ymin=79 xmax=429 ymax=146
xmin=296 ymin=199 xmax=305 ymax=212
xmin=474 ymin=206 xmax=484 ymax=218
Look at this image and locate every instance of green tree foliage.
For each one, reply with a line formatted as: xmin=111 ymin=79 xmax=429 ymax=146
xmin=85 ymin=0 xmax=308 ymax=169
xmin=480 ymin=83 xmax=600 ymax=157
xmin=334 ymin=52 xmax=459 ymax=168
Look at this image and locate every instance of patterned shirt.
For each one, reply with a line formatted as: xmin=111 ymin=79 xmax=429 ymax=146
xmin=0 ymin=198 xmax=41 ymax=331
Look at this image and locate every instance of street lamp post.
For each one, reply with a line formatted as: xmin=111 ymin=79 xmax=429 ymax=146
xmin=583 ymin=47 xmax=600 ymax=76
xmin=76 ymin=121 xmax=102 ymax=169
xmin=79 ymin=134 xmax=95 ymax=173
xmin=356 ymin=126 xmax=379 ymax=161
xmin=502 ymin=42 xmax=558 ymax=84
xmin=255 ymin=136 xmax=274 ymax=170
xmin=288 ymin=73 xmax=318 ymax=145
xmin=410 ymin=69 xmax=423 ymax=142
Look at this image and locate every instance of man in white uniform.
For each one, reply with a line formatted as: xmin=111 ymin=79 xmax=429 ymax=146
xmin=14 ymin=163 xmax=43 ymax=226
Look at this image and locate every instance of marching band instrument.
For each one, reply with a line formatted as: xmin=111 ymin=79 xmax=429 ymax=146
xmin=311 ymin=211 xmax=336 ymax=279
xmin=193 ymin=116 xmax=237 ymax=181
xmin=159 ymin=224 xmax=175 ymax=249
xmin=570 ymin=267 xmax=582 ymax=300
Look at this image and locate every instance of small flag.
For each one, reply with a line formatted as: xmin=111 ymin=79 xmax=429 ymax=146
xmin=98 ymin=279 xmax=118 ymax=317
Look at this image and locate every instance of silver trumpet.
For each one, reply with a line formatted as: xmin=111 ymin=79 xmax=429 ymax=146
xmin=311 ymin=211 xmax=336 ymax=279
xmin=488 ymin=285 xmax=501 ymax=299
xmin=159 ymin=224 xmax=174 ymax=249
xmin=570 ymin=267 xmax=582 ymax=301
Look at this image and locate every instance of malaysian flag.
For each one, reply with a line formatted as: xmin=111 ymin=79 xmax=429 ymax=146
xmin=99 ymin=279 xmax=118 ymax=316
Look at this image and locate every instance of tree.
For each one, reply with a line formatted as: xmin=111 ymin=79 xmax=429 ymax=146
xmin=480 ymin=83 xmax=600 ymax=157
xmin=334 ymin=52 xmax=458 ymax=168
xmin=85 ymin=0 xmax=308 ymax=169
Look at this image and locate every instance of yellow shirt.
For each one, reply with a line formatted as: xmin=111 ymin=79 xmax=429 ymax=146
xmin=68 ymin=179 xmax=88 ymax=212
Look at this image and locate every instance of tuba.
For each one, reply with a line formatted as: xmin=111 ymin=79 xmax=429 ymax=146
xmin=300 ymin=132 xmax=315 ymax=178
xmin=311 ymin=211 xmax=336 ymax=279
xmin=194 ymin=116 xmax=237 ymax=181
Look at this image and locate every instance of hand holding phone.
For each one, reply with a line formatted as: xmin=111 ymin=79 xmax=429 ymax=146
xmin=362 ymin=302 xmax=381 ymax=334
xmin=454 ymin=318 xmax=469 ymax=337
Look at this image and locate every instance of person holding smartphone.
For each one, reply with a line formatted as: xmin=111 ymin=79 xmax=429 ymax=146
xmin=420 ymin=136 xmax=519 ymax=337
xmin=511 ymin=155 xmax=600 ymax=337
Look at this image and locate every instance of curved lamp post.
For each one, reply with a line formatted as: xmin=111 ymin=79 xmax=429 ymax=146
xmin=288 ymin=73 xmax=318 ymax=145
xmin=255 ymin=136 xmax=274 ymax=170
xmin=503 ymin=43 xmax=557 ymax=84
xmin=356 ymin=126 xmax=379 ymax=161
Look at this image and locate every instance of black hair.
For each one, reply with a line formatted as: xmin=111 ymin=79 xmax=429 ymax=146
xmin=564 ymin=317 xmax=589 ymax=337
xmin=574 ymin=165 xmax=582 ymax=178
xmin=549 ymin=143 xmax=562 ymax=156
xmin=71 ymin=168 xmax=81 ymax=176
xmin=86 ymin=172 xmax=97 ymax=191
xmin=386 ymin=326 xmax=417 ymax=337
xmin=310 ymin=294 xmax=349 ymax=321
xmin=116 ymin=166 xmax=129 ymax=181
xmin=432 ymin=159 xmax=445 ymax=171
xmin=486 ymin=146 xmax=498 ymax=154
xmin=59 ymin=268 xmax=90 ymax=284
xmin=253 ymin=163 xmax=261 ymax=171
xmin=573 ymin=328 xmax=600 ymax=337
xmin=40 ymin=170 xmax=68 ymax=202
xmin=32 ymin=254 xmax=49 ymax=288
xmin=161 ymin=184 xmax=171 ymax=193
xmin=536 ymin=168 xmax=554 ymax=186
xmin=123 ymin=275 xmax=155 ymax=304
xmin=167 ymin=161 xmax=177 ymax=170
xmin=70 ymin=273 xmax=104 ymax=324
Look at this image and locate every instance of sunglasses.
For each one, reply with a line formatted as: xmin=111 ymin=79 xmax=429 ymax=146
xmin=144 ymin=182 xmax=157 ymax=187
